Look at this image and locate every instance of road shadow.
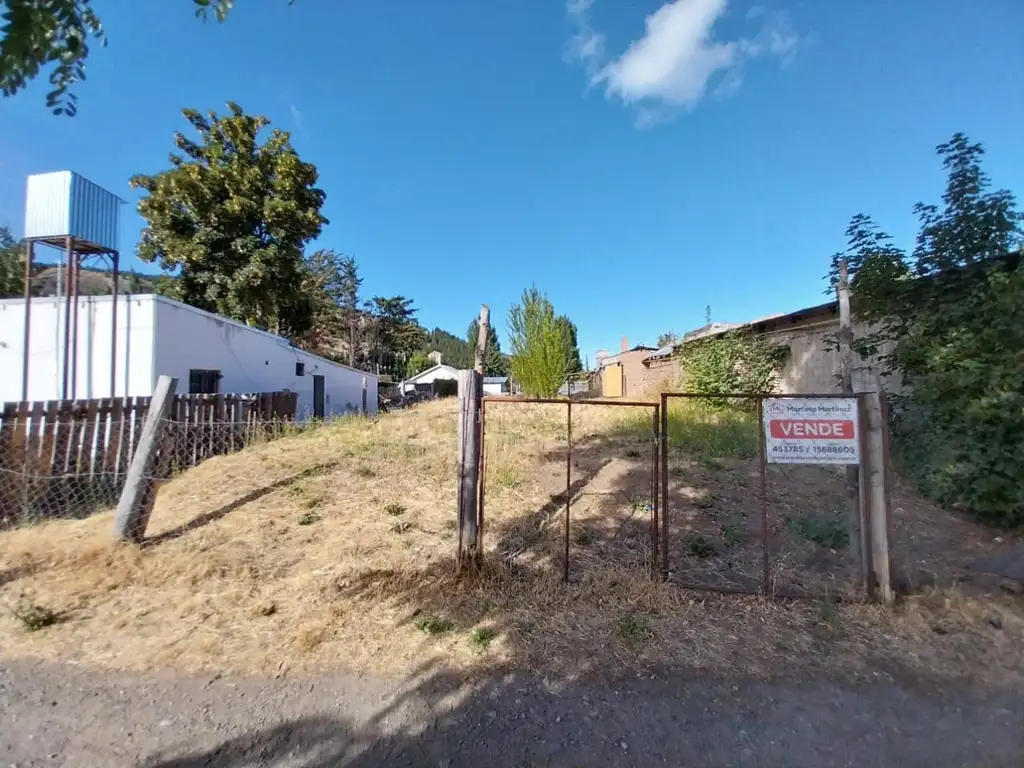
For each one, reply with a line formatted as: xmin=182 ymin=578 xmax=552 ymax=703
xmin=134 ymin=661 xmax=1024 ymax=768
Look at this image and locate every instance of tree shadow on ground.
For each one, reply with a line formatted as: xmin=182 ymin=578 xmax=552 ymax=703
xmin=135 ymin=660 xmax=1024 ymax=768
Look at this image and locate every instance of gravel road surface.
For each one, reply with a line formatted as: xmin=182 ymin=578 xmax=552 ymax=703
xmin=1 ymin=660 xmax=1021 ymax=767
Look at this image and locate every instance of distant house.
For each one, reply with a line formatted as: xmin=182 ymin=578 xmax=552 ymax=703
xmin=594 ymin=337 xmax=658 ymax=398
xmin=482 ymin=376 xmax=510 ymax=396
xmin=630 ymin=301 xmax=898 ymax=399
xmin=401 ymin=363 xmax=458 ymax=394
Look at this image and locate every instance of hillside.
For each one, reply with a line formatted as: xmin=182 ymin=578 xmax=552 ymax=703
xmin=29 ymin=264 xmax=163 ymax=297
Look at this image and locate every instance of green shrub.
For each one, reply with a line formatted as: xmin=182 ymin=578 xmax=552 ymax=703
xmin=675 ymin=331 xmax=787 ymax=407
xmin=788 ymin=515 xmax=849 ymax=550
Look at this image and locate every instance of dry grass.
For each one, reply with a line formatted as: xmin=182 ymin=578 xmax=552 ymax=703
xmin=1 ymin=400 xmax=1022 ymax=687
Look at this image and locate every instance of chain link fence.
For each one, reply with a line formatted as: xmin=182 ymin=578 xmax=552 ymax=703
xmin=0 ymin=414 xmax=303 ymax=528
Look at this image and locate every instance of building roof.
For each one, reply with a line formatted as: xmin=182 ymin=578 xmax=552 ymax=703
xmin=643 ymin=302 xmax=839 ymax=363
xmin=403 ymin=363 xmax=459 ymax=383
xmin=483 ymin=376 xmax=508 ymax=384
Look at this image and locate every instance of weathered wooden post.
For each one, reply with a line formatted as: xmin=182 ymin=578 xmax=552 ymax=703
xmin=114 ymin=375 xmax=178 ymax=543
xmin=837 ymin=259 xmax=868 ymax=591
xmin=853 ymin=366 xmax=894 ymax=605
xmin=456 ymin=305 xmax=489 ymax=567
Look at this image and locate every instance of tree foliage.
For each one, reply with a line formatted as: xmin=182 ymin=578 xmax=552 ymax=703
xmin=364 ymin=296 xmax=424 ymax=379
xmin=0 ymin=0 xmax=263 ymax=115
xmin=467 ymin=318 xmax=506 ymax=376
xmin=835 ymin=132 xmax=1024 ymax=525
xmin=676 ymin=331 xmax=787 ymax=408
xmin=405 ymin=351 xmax=432 ymax=378
xmin=419 ymin=328 xmax=473 ymax=369
xmin=656 ymin=331 xmax=679 ymax=348
xmin=556 ymin=315 xmax=582 ymax=375
xmin=507 ymin=286 xmax=575 ymax=398
xmin=0 ymin=225 xmax=22 ymax=298
xmin=131 ymin=103 xmax=327 ymax=339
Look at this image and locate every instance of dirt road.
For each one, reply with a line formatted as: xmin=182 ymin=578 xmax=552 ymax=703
xmin=1 ymin=660 xmax=1021 ymax=767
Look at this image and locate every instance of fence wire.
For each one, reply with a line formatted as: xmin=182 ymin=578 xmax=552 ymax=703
xmin=480 ymin=399 xmax=660 ymax=583
xmin=661 ymin=393 xmax=864 ymax=599
xmin=0 ymin=417 xmax=302 ymax=528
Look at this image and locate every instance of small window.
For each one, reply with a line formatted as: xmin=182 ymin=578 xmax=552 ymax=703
xmin=189 ymin=369 xmax=221 ymax=394
xmin=295 ymin=362 xmax=305 ymax=376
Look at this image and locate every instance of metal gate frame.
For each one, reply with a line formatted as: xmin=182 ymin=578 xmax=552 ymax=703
xmin=479 ymin=396 xmax=661 ymax=582
xmin=659 ymin=391 xmax=870 ymax=598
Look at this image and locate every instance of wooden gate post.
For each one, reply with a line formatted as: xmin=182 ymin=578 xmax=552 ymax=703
xmin=113 ymin=375 xmax=178 ymax=543
xmin=456 ymin=368 xmax=482 ymax=565
xmin=853 ymin=366 xmax=894 ymax=605
xmin=455 ymin=304 xmax=490 ymax=567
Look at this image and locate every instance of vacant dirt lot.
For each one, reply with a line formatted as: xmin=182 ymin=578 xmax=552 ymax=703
xmin=0 ymin=400 xmax=1021 ymax=688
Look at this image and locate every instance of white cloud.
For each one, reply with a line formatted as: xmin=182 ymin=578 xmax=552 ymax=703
xmin=566 ymin=0 xmax=800 ymax=125
xmin=565 ymin=0 xmax=605 ymax=77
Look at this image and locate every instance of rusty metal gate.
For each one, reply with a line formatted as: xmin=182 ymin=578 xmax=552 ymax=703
xmin=479 ymin=397 xmax=660 ymax=582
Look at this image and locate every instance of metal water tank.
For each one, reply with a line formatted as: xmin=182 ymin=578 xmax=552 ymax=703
xmin=24 ymin=171 xmax=123 ymax=252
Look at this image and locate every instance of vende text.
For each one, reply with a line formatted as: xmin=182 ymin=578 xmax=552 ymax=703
xmin=769 ymin=420 xmax=855 ymax=439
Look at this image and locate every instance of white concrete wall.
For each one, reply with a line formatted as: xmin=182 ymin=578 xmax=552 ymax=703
xmin=152 ymin=297 xmax=377 ymax=418
xmin=0 ymin=295 xmax=155 ymax=404
xmin=482 ymin=382 xmax=506 ymax=395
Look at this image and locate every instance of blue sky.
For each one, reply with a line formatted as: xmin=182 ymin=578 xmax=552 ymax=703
xmin=1 ymin=0 xmax=1021 ymax=362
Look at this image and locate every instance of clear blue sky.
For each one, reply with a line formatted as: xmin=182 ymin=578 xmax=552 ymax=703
xmin=1 ymin=0 xmax=1021 ymax=362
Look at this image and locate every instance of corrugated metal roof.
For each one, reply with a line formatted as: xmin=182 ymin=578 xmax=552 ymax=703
xmin=483 ymin=376 xmax=508 ymax=384
xmin=24 ymin=171 xmax=123 ymax=252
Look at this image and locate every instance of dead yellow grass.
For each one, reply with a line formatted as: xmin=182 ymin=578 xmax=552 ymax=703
xmin=1 ymin=400 xmax=1021 ymax=685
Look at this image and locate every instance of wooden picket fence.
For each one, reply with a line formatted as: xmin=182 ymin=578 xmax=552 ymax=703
xmin=0 ymin=391 xmax=298 ymax=527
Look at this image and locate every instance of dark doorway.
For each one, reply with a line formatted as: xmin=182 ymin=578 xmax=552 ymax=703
xmin=313 ymin=375 xmax=325 ymax=418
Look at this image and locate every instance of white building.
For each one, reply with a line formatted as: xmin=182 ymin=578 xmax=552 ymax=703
xmin=483 ymin=376 xmax=510 ymax=396
xmin=0 ymin=294 xmax=377 ymax=418
xmin=401 ymin=363 xmax=458 ymax=394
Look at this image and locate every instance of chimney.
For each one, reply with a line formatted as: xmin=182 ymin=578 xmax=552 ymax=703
xmin=428 ymin=350 xmax=442 ymax=365
xmin=620 ymin=336 xmax=629 ymax=353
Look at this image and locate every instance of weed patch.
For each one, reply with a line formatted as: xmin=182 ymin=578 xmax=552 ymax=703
xmin=384 ymin=502 xmax=407 ymax=517
xmin=615 ymin=614 xmax=654 ymax=648
xmin=8 ymin=595 xmax=60 ymax=632
xmin=298 ymin=512 xmax=322 ymax=526
xmin=684 ymin=534 xmax=716 ymax=559
xmin=469 ymin=626 xmax=498 ymax=650
xmin=416 ymin=615 xmax=454 ymax=635
xmin=721 ymin=522 xmax=744 ymax=547
xmin=789 ymin=515 xmax=849 ymax=550
xmin=390 ymin=520 xmax=412 ymax=534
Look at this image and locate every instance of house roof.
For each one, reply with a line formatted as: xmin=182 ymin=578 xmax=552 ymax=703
xmin=644 ymin=302 xmax=839 ymax=363
xmin=483 ymin=376 xmax=508 ymax=384
xmin=403 ymin=363 xmax=459 ymax=383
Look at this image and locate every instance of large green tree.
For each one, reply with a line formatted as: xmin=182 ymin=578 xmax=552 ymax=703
xmin=467 ymin=318 xmax=506 ymax=376
xmin=0 ymin=225 xmax=23 ymax=298
xmin=0 ymin=0 xmax=259 ymax=115
xmin=508 ymin=286 xmax=574 ymax=397
xmin=131 ymin=103 xmax=327 ymax=339
xmin=365 ymin=296 xmax=424 ymax=378
xmin=838 ymin=133 xmax=1024 ymax=525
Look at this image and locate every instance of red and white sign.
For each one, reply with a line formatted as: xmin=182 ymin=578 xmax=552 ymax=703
xmin=763 ymin=397 xmax=859 ymax=465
